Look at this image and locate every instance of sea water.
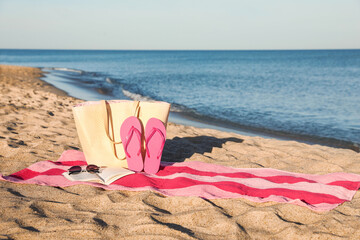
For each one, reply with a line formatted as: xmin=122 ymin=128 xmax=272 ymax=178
xmin=1 ymin=49 xmax=359 ymax=149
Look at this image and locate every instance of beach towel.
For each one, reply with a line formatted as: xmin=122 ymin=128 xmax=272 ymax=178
xmin=1 ymin=150 xmax=360 ymax=211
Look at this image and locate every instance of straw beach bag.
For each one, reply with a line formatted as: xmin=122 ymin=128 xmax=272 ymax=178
xmin=73 ymin=100 xmax=170 ymax=168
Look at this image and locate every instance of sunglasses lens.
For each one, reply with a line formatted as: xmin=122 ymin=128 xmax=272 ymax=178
xmin=86 ymin=164 xmax=99 ymax=173
xmin=68 ymin=166 xmax=82 ymax=175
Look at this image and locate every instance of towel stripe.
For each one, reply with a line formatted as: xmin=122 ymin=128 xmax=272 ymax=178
xmin=1 ymin=150 xmax=360 ymax=211
xmin=157 ymin=166 xmax=360 ymax=190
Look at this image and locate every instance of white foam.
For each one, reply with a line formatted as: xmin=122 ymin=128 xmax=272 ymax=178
xmin=122 ymin=89 xmax=155 ymax=102
xmin=105 ymin=77 xmax=113 ymax=84
xmin=122 ymin=89 xmax=184 ymax=112
xmin=45 ymin=67 xmax=83 ymax=74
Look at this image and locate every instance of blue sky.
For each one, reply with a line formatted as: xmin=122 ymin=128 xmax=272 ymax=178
xmin=0 ymin=0 xmax=359 ymax=50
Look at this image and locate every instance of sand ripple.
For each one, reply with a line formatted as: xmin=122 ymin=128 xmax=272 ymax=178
xmin=1 ymin=65 xmax=360 ymax=239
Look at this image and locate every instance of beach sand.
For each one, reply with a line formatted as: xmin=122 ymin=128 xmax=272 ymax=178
xmin=1 ymin=64 xmax=360 ymax=239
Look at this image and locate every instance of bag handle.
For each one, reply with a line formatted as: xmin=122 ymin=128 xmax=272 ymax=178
xmin=101 ymin=100 xmax=140 ymax=160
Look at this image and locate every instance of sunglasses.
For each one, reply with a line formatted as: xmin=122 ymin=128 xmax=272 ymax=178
xmin=68 ymin=164 xmax=100 ymax=175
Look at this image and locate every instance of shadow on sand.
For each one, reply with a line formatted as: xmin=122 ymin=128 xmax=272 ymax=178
xmin=162 ymin=136 xmax=244 ymax=163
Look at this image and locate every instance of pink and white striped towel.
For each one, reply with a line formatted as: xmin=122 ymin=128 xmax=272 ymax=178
xmin=1 ymin=150 xmax=360 ymax=211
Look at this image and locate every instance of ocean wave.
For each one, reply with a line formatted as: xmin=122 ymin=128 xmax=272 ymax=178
xmin=105 ymin=77 xmax=113 ymax=84
xmin=43 ymin=67 xmax=84 ymax=74
xmin=122 ymin=89 xmax=155 ymax=102
xmin=122 ymin=89 xmax=187 ymax=113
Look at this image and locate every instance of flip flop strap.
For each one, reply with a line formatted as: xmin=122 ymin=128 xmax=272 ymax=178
xmin=124 ymin=126 xmax=142 ymax=158
xmin=146 ymin=128 xmax=166 ymax=159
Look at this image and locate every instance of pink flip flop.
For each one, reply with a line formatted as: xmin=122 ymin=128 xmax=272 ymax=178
xmin=144 ymin=118 xmax=166 ymax=174
xmin=120 ymin=116 xmax=143 ymax=172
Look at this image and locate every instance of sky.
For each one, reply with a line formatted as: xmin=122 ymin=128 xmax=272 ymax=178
xmin=0 ymin=0 xmax=359 ymax=50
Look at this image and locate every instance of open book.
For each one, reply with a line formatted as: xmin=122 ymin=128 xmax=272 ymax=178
xmin=62 ymin=167 xmax=134 ymax=185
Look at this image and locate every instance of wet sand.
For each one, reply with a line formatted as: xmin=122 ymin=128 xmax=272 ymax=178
xmin=1 ymin=64 xmax=360 ymax=239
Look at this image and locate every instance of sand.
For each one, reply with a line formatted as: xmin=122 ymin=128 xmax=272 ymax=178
xmin=1 ymin=64 xmax=360 ymax=239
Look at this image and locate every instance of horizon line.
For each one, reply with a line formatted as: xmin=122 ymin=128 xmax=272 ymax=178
xmin=1 ymin=48 xmax=360 ymax=51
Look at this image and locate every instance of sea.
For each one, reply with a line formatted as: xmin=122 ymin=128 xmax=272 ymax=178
xmin=1 ymin=49 xmax=359 ymax=151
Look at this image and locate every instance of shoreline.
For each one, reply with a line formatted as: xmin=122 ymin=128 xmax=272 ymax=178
xmin=169 ymin=111 xmax=360 ymax=153
xmin=40 ymin=66 xmax=359 ymax=153
xmin=1 ymin=64 xmax=360 ymax=239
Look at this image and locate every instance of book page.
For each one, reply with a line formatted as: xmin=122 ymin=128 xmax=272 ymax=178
xmin=62 ymin=167 xmax=135 ymax=185
xmin=97 ymin=167 xmax=135 ymax=185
